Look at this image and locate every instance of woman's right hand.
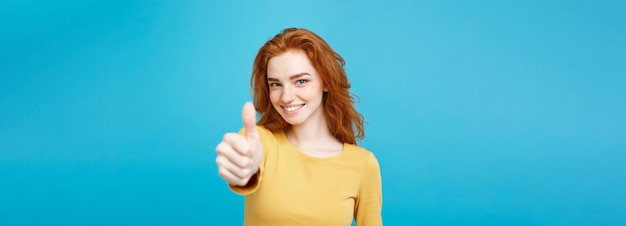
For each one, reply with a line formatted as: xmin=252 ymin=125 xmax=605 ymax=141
xmin=215 ymin=102 xmax=263 ymax=186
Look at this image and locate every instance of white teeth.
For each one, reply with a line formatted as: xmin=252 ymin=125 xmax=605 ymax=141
xmin=285 ymin=105 xmax=303 ymax=112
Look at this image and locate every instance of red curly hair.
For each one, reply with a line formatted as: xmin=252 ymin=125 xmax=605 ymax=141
xmin=251 ymin=28 xmax=364 ymax=144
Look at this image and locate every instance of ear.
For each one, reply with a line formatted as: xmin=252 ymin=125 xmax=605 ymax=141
xmin=323 ymin=84 xmax=329 ymax=92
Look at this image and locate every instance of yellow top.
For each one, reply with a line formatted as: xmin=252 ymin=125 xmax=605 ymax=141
xmin=230 ymin=126 xmax=383 ymax=226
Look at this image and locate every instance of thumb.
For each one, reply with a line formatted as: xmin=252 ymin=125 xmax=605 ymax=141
xmin=242 ymin=102 xmax=259 ymax=142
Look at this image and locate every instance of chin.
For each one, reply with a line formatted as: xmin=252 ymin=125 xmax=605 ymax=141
xmin=282 ymin=117 xmax=305 ymax=126
xmin=283 ymin=119 xmax=301 ymax=126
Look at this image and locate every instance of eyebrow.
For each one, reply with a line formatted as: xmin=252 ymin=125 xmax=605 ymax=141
xmin=267 ymin=73 xmax=311 ymax=81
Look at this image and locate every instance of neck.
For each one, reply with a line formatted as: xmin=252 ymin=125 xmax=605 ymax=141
xmin=285 ymin=116 xmax=336 ymax=148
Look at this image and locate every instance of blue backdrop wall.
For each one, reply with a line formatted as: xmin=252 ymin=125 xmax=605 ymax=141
xmin=1 ymin=0 xmax=625 ymax=225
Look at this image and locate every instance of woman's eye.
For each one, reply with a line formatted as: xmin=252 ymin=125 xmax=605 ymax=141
xmin=296 ymin=79 xmax=307 ymax=85
xmin=269 ymin=82 xmax=281 ymax=87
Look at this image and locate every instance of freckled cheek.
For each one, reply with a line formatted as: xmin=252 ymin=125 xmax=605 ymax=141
xmin=269 ymin=91 xmax=281 ymax=105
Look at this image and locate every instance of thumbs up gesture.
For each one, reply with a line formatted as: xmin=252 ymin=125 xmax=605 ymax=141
xmin=215 ymin=102 xmax=263 ymax=186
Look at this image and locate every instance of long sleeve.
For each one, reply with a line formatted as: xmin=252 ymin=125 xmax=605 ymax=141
xmin=354 ymin=152 xmax=383 ymax=226
xmin=224 ymin=128 xmax=382 ymax=225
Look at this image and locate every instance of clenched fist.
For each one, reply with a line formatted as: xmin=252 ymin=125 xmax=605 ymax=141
xmin=215 ymin=102 xmax=263 ymax=186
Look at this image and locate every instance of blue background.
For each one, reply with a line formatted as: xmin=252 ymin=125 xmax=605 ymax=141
xmin=1 ymin=0 xmax=625 ymax=225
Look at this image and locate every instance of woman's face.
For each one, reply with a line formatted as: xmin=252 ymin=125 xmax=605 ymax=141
xmin=266 ymin=50 xmax=327 ymax=127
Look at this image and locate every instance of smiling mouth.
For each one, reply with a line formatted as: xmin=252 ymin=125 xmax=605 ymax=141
xmin=283 ymin=104 xmax=305 ymax=112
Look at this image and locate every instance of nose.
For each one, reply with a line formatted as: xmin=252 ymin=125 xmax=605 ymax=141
xmin=281 ymin=85 xmax=295 ymax=103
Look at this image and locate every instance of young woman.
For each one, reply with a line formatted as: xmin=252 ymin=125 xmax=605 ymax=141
xmin=215 ymin=28 xmax=382 ymax=225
